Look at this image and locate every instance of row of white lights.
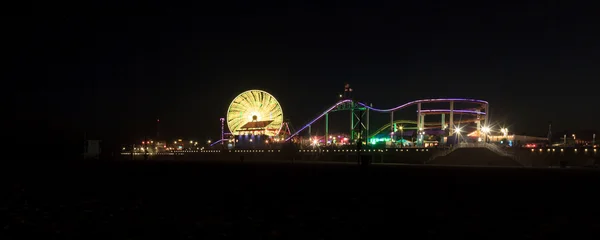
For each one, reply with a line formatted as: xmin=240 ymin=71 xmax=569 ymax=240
xmin=122 ymin=150 xmax=222 ymax=155
xmin=231 ymin=150 xmax=281 ymax=153
xmin=123 ymin=149 xmax=431 ymax=155
xmin=121 ymin=152 xmax=177 ymax=155
xmin=531 ymin=148 xmax=597 ymax=153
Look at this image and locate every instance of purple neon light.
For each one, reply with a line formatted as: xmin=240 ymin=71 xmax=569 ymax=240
xmin=284 ymin=98 xmax=488 ymax=142
xmin=419 ymin=109 xmax=486 ymax=115
xmin=284 ymin=99 xmax=353 ymax=141
xmin=209 ymin=139 xmax=225 ymax=147
xmin=356 ymin=98 xmax=487 ymax=112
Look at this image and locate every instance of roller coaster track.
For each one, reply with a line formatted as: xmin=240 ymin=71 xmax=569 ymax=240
xmin=368 ymin=118 xmax=478 ymax=138
xmin=284 ymin=98 xmax=488 ymax=142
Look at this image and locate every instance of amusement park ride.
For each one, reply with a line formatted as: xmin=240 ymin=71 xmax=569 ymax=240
xmin=212 ymin=84 xmax=490 ymax=148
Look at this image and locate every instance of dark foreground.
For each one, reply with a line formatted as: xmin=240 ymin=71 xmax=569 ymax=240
xmin=2 ymin=161 xmax=600 ymax=239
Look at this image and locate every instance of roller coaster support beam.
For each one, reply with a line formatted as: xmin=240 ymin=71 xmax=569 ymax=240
xmin=350 ymin=102 xmax=354 ymax=141
xmin=350 ymin=104 xmax=368 ymax=142
xmin=390 ymin=111 xmax=394 ymax=141
xmin=366 ymin=105 xmax=370 ymax=143
xmin=449 ymin=101 xmax=454 ymax=135
xmin=330 ymin=100 xmax=366 ymax=142
xmin=417 ymin=103 xmax=421 ymax=131
xmin=441 ymin=114 xmax=445 ymax=145
xmin=484 ymin=103 xmax=490 ymax=126
xmin=325 ymin=113 xmax=329 ymax=144
xmin=477 ymin=115 xmax=481 ymax=133
xmin=441 ymin=113 xmax=445 ymax=130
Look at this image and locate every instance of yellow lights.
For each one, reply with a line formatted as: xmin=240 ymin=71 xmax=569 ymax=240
xmin=454 ymin=126 xmax=463 ymax=134
xmin=207 ymin=140 xmax=211 ymax=144
xmin=227 ymin=90 xmax=284 ymax=137
xmin=585 ymin=149 xmax=588 ymax=152
xmin=500 ymin=128 xmax=508 ymax=137
xmin=178 ymin=139 xmax=182 ymax=142
xmin=265 ymin=140 xmax=269 ymax=144
xmin=531 ymin=149 xmax=534 ymax=152
xmin=190 ymin=140 xmax=193 ymax=144
xmin=574 ymin=149 xmax=578 ymax=152
xmin=249 ymin=139 xmax=253 ymax=142
xmin=560 ymin=149 xmax=563 ymax=152
xmin=249 ymin=111 xmax=261 ymax=121
xmin=482 ymin=126 xmax=490 ymax=133
xmin=173 ymin=141 xmax=177 ymax=144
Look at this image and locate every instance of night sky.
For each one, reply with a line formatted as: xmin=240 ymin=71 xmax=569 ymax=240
xmin=11 ymin=1 xmax=600 ymax=149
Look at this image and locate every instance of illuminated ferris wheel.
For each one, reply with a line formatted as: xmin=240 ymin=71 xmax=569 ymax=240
xmin=226 ymin=90 xmax=284 ymax=136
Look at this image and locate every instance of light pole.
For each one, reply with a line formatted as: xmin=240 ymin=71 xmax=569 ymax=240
xmin=399 ymin=126 xmax=404 ymax=148
xmin=220 ymin=118 xmax=225 ymax=145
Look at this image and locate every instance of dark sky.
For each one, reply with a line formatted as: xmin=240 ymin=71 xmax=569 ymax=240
xmin=10 ymin=1 xmax=600 ymax=146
